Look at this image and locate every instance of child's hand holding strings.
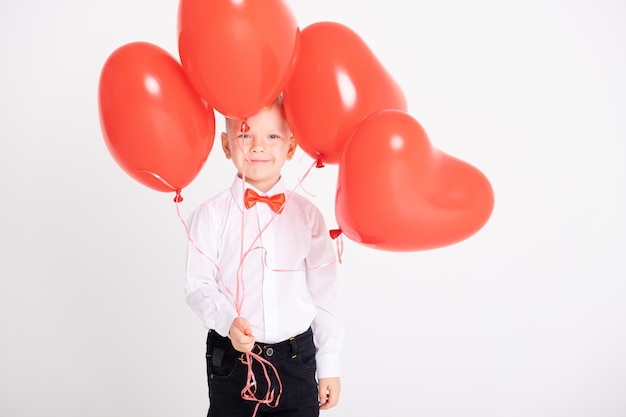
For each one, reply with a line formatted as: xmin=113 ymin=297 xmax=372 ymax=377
xmin=229 ymin=317 xmax=256 ymax=353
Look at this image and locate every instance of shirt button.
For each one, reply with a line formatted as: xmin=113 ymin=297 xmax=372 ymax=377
xmin=265 ymin=347 xmax=274 ymax=357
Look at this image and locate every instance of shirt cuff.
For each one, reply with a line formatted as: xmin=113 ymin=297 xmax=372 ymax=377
xmin=215 ymin=310 xmax=238 ymax=338
xmin=315 ymin=352 xmax=342 ymax=379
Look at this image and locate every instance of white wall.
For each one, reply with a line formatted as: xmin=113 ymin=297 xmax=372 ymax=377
xmin=1 ymin=1 xmax=625 ymax=416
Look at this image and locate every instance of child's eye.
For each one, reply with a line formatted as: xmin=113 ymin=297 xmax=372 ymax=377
xmin=268 ymin=134 xmax=279 ymax=140
xmin=237 ymin=133 xmax=252 ymax=140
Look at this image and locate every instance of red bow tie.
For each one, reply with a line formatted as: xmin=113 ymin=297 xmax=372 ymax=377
xmin=244 ymin=189 xmax=286 ymax=213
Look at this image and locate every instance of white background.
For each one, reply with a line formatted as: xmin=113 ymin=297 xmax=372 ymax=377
xmin=1 ymin=1 xmax=625 ymax=416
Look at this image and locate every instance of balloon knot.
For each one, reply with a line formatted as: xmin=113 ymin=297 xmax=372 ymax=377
xmin=315 ymin=156 xmax=324 ymax=168
xmin=174 ymin=190 xmax=183 ymax=203
xmin=241 ymin=120 xmax=250 ymax=133
xmin=329 ymin=228 xmax=342 ymax=239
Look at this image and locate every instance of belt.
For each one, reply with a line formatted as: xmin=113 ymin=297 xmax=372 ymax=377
xmin=252 ymin=327 xmax=314 ymax=361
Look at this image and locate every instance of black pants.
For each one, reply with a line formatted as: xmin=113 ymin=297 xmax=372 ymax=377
xmin=206 ymin=327 xmax=319 ymax=417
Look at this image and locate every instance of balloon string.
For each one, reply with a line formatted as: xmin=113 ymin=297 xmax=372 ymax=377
xmin=240 ymin=346 xmax=283 ymax=416
xmin=234 ymin=143 xmax=321 ymax=310
xmin=234 ymin=154 xmax=337 ymax=416
xmin=175 ymin=201 xmax=238 ymax=303
xmin=290 ymin=152 xmax=322 ymax=199
xmin=176 ymin=199 xmax=279 ymax=417
xmin=230 ymin=121 xmax=287 ymax=416
xmin=135 ymin=170 xmax=182 ymax=201
xmin=337 ymin=235 xmax=344 ymax=263
xmin=244 ymin=244 xmax=339 ymax=273
xmin=237 ymin=158 xmax=341 ymax=271
xmin=240 ymin=158 xmax=317 ymax=254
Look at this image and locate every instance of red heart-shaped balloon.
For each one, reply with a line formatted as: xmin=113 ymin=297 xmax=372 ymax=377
xmin=98 ymin=42 xmax=215 ymax=196
xmin=335 ymin=109 xmax=495 ymax=251
xmin=283 ymin=22 xmax=407 ymax=165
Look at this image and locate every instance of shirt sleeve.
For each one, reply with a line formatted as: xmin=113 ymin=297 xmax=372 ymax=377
xmin=305 ymin=204 xmax=344 ymax=378
xmin=184 ymin=203 xmax=238 ymax=338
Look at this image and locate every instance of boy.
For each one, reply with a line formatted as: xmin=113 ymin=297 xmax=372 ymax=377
xmin=185 ymin=96 xmax=343 ymax=417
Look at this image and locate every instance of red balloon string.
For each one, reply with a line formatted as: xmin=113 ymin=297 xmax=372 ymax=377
xmin=174 ymin=201 xmax=233 ymax=300
xmin=240 ymin=346 xmax=283 ymax=416
xmin=136 ymin=169 xmax=181 ymax=198
xmin=237 ymin=157 xmax=319 ymax=263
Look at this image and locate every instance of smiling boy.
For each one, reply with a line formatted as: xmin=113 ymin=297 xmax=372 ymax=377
xmin=185 ymin=96 xmax=343 ymax=417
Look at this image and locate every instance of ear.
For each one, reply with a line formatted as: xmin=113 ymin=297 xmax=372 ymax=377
xmin=221 ymin=132 xmax=232 ymax=159
xmin=286 ymin=135 xmax=297 ymax=160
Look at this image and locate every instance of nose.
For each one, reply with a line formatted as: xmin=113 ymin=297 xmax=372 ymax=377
xmin=250 ymin=136 xmax=264 ymax=152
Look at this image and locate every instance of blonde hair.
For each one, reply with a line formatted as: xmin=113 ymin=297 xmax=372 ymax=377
xmin=225 ymin=95 xmax=287 ymax=132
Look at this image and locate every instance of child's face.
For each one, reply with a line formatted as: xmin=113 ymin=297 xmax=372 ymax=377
xmin=221 ymin=105 xmax=297 ymax=193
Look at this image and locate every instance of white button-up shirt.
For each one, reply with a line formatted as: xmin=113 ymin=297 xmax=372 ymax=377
xmin=185 ymin=176 xmax=343 ymax=377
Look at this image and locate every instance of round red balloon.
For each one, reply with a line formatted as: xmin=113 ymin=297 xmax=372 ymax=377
xmin=178 ymin=0 xmax=300 ymax=119
xmin=283 ymin=22 xmax=407 ymax=165
xmin=335 ymin=109 xmax=495 ymax=251
xmin=98 ymin=41 xmax=215 ymax=194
